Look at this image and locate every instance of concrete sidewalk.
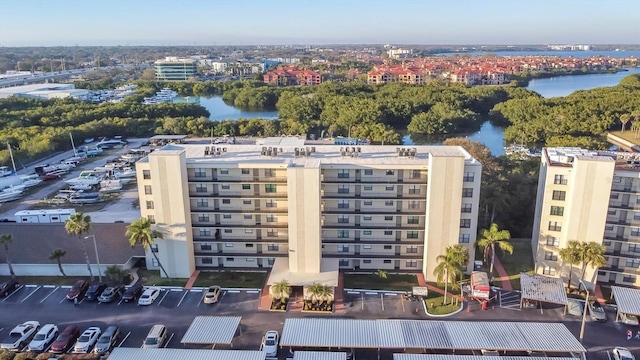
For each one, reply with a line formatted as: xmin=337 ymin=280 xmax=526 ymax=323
xmin=491 ymin=256 xmax=514 ymax=291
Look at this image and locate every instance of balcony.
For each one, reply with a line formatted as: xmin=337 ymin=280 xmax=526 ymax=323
xmin=190 ymin=192 xmax=288 ymax=198
xmin=611 ymin=186 xmax=640 ymax=194
xmin=194 ymin=251 xmax=288 ymax=257
xmin=605 ymin=250 xmax=640 ymax=259
xmin=606 ymin=219 xmax=632 ymax=226
xmin=321 ymin=208 xmax=425 ymax=215
xmin=322 ymin=238 xmax=424 ymax=245
xmin=190 ymin=207 xmax=289 ymax=214
xmin=321 ymin=223 xmax=424 ymax=230
xmin=192 ymin=237 xmax=289 ymax=243
xmin=322 ymin=253 xmax=423 ymax=260
xmin=188 ymin=176 xmax=288 ymax=183
xmin=191 ymin=223 xmax=288 ymax=228
xmin=600 ymin=266 xmax=640 ymax=276
xmin=604 ymin=235 xmax=640 ymax=244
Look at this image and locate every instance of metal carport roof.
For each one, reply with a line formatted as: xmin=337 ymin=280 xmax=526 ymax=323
xmin=394 ymin=355 xmax=578 ymax=360
xmin=519 ymin=273 xmax=568 ymax=306
xmin=107 ymin=348 xmax=265 ymax=360
xmin=294 ymin=351 xmax=348 ymax=360
xmin=280 ymin=319 xmax=585 ymax=354
xmin=612 ymin=286 xmax=640 ymax=316
xmin=180 ymin=316 xmax=242 ymax=345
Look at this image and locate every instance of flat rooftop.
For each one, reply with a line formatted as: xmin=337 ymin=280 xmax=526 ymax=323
xmin=545 ymin=147 xmax=640 ymax=171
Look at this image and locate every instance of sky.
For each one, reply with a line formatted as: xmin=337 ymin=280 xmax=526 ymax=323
xmin=0 ymin=0 xmax=639 ymax=46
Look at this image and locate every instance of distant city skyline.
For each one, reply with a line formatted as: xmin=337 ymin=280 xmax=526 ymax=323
xmin=1 ymin=0 xmax=639 ymax=46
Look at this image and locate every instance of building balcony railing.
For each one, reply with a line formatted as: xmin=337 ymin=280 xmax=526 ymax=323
xmin=189 ymin=192 xmax=289 ymax=198
xmin=188 ymin=176 xmax=288 ymax=183
xmin=194 ymin=251 xmax=288 ymax=257
xmin=321 ymin=209 xmax=426 ymax=215
xmin=609 ymin=202 xmax=640 ymax=210
xmin=611 ymin=186 xmax=640 ymax=194
xmin=604 ymin=234 xmax=640 ymax=244
xmin=321 ymin=176 xmax=427 ymax=184
xmin=192 ymin=223 xmax=289 ymax=228
xmin=322 ymin=253 xmax=423 ymax=260
xmin=600 ymin=266 xmax=640 ymax=276
xmin=190 ymin=207 xmax=289 ymax=214
xmin=321 ymin=224 xmax=425 ymax=230
xmin=322 ymin=238 xmax=424 ymax=244
xmin=606 ymin=219 xmax=632 ymax=226
xmin=321 ymin=192 xmax=426 ymax=199
xmin=605 ymin=250 xmax=640 ymax=259
xmin=192 ymin=237 xmax=289 ymax=243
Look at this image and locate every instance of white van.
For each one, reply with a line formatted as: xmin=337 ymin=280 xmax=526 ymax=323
xmin=142 ymin=325 xmax=167 ymax=349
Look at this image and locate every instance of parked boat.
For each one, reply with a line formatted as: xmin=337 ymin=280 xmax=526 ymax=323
xmin=0 ymin=166 xmax=14 ymax=178
xmin=114 ymin=168 xmax=136 ymax=179
xmin=69 ymin=192 xmax=101 ymax=204
xmin=65 ymin=170 xmax=107 ymax=186
xmin=69 ymin=183 xmax=94 ymax=191
xmin=99 ymin=179 xmax=123 ymax=193
xmin=0 ymin=189 xmax=23 ymax=203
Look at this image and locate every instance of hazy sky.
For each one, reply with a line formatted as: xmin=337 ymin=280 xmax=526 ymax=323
xmin=1 ymin=0 xmax=638 ymax=46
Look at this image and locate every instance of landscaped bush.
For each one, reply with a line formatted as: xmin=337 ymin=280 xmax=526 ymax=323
xmin=303 ymin=299 xmax=333 ymax=312
xmin=35 ymin=353 xmax=58 ymax=360
xmin=14 ymin=352 xmax=38 ymax=360
xmin=0 ymin=349 xmax=16 ymax=360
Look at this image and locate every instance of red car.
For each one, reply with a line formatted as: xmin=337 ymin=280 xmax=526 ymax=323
xmin=40 ymin=173 xmax=61 ymax=181
xmin=66 ymin=280 xmax=89 ymax=301
xmin=50 ymin=325 xmax=80 ymax=353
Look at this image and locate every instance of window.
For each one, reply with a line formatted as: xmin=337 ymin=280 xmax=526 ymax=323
xmin=460 ymin=219 xmax=471 ymax=228
xmin=364 ymin=169 xmax=373 ymax=176
xmin=548 ymin=221 xmax=562 ymax=231
xmin=363 ymin=245 xmax=372 ymax=249
xmin=407 ymin=246 xmax=418 ymax=253
xmin=384 ymin=216 xmax=393 ymax=221
xmin=613 ymin=176 xmax=622 ymax=183
xmin=338 ymin=230 xmax=349 ymax=238
xmin=463 ymin=172 xmax=475 ymax=182
xmin=199 ymin=229 xmax=211 ymax=236
xmin=363 ymin=185 xmax=373 ymax=191
xmin=339 ymin=259 xmax=350 ymax=267
xmin=144 ymin=185 xmax=152 ymax=195
xmin=224 ymin=229 xmax=232 ymax=234
xmin=143 ymin=170 xmax=151 ymax=180
xmin=459 ymin=234 xmax=470 ymax=243
xmin=550 ymin=206 xmax=564 ymax=216
xmin=245 ymin=243 xmax=254 ymax=248
xmin=198 ymin=214 xmax=209 ymax=222
xmin=407 ymin=216 xmax=419 ymax=224
xmin=226 ymin=257 xmax=234 ymax=262
xmin=385 ymin=185 xmax=394 ymax=191
xmin=194 ymin=168 xmax=206 ymax=178
xmin=363 ymin=215 xmax=372 ymax=221
xmin=201 ymin=243 xmax=212 ymax=251
xmin=462 ymin=188 xmax=473 ymax=198
xmin=266 ymin=199 xmax=277 ymax=208
xmin=151 ymin=258 xmax=159 ymax=267
xmin=634 ymin=212 xmax=640 ymax=220
xmin=241 ymin=168 xmax=250 ymax=175
xmin=409 ymin=185 xmax=420 ymax=194
xmin=245 ymin=229 xmax=253 ymax=234
xmin=384 ymin=230 xmax=393 ymax=236
xmin=146 ymin=201 xmax=154 ymax=209
xmin=623 ymin=275 xmax=637 ymax=283
xmin=339 ymin=244 xmax=349 ymax=253
xmin=385 ymin=200 xmax=394 ymax=206
xmin=383 ymin=260 xmax=392 ymax=264
xmin=197 ymin=199 xmax=208 ymax=207
xmin=608 ymin=209 xmax=617 ymax=215
xmin=384 ymin=245 xmax=393 ymax=250
xmin=267 ymin=229 xmax=278 ymax=237
xmin=386 ymin=170 xmax=395 ymax=176
xmin=338 ymin=169 xmax=349 ymax=178
xmin=606 ymin=224 xmax=615 ymax=231
xmin=266 ymin=215 xmax=277 ymax=222
xmin=410 ymin=170 xmax=421 ymax=179
xmin=242 ymin=184 xmax=251 ymax=190
xmin=196 ymin=184 xmax=207 ymax=193
xmin=244 ymin=214 xmax=253 ymax=220
xmin=611 ymin=193 xmax=620 ymax=200
xmin=147 ymin=215 xmax=155 ymax=224
xmin=268 ymin=258 xmax=275 ymax=266
xmin=363 ymin=230 xmax=372 ymax=235
xmin=265 ymin=169 xmax=275 ymax=177
xmin=150 ymin=244 xmax=158 ymax=253
xmin=223 ymin=214 xmax=232 ymax=219
xmin=552 ymin=190 xmax=566 ymax=200
xmin=407 ymin=231 xmax=419 ymax=239
xmin=633 ymin=228 xmax=640 ymax=236
xmin=554 ymin=174 xmax=567 ymax=185
xmin=604 ymin=241 xmax=612 ymax=246
xmin=363 ymin=200 xmax=372 ymax=206
xmin=267 ymin=244 xmax=279 ymax=251
xmin=629 ymin=244 xmax=640 ymax=253
xmin=220 ymin=169 xmax=229 ymax=175
xmin=338 ymin=185 xmax=350 ymax=194
xmin=406 ymin=260 xmax=418 ymax=268
xmin=363 ymin=260 xmax=372 ymax=264
xmin=202 ymin=257 xmax=213 ymax=265
xmin=461 ymin=203 xmax=472 ymax=213
xmin=408 ymin=200 xmax=420 ymax=209
xmin=338 ymin=200 xmax=349 ymax=209
xmin=338 ymin=215 xmax=349 ymax=224
xmin=222 ymin=199 xmax=230 ymax=204
xmin=221 ymin=184 xmax=230 ymax=190
xmin=265 ymin=184 xmax=277 ymax=193
xmin=544 ymin=251 xmax=558 ymax=261
xmin=542 ymin=266 xmax=556 ymax=276
xmin=546 ymin=236 xmax=560 ymax=247
xmin=243 ymin=199 xmax=252 ymax=205
xmin=626 ymin=259 xmax=640 ymax=268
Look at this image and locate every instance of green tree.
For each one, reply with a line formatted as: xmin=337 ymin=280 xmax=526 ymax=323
xmin=559 ymin=240 xmax=581 ymax=289
xmin=0 ymin=234 xmax=16 ymax=280
xmin=620 ymin=113 xmax=632 ymax=132
xmin=48 ymin=249 xmax=67 ymax=277
xmin=126 ymin=217 xmax=169 ymax=278
xmin=477 ymin=223 xmax=513 ymax=276
xmin=64 ymin=212 xmax=94 ymax=281
xmin=104 ymin=265 xmax=129 ymax=285
xmin=578 ymin=242 xmax=607 ymax=281
xmin=270 ymin=279 xmax=291 ymax=300
xmin=433 ymin=245 xmax=468 ymax=305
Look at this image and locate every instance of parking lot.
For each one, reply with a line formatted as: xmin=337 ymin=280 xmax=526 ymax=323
xmin=343 ymin=290 xmax=425 ymax=317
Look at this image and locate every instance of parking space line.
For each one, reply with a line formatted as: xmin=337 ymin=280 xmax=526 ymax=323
xmin=361 ymin=293 xmax=364 ymax=311
xmin=117 ymin=298 xmax=124 ymax=305
xmin=2 ymin=285 xmax=24 ymax=302
xmin=380 ymin=293 xmax=385 ymax=312
xmin=164 ymin=333 xmax=174 ymax=348
xmin=401 ymin=296 xmax=405 ymax=312
xmin=24 ymin=284 xmax=38 ymax=288
xmin=42 ymin=285 xmax=57 ymax=288
xmin=347 ymin=291 xmax=360 ymax=295
xmin=246 ymin=290 xmax=259 ymax=294
xmin=197 ymin=290 xmax=206 ymax=307
xmin=157 ymin=290 xmax=170 ymax=306
xmin=365 ymin=292 xmax=377 ymax=295
xmin=227 ymin=290 xmax=240 ymax=293
xmin=118 ymin=332 xmax=131 ymax=347
xmin=176 ymin=290 xmax=189 ymax=307
xmin=59 ymin=295 xmax=68 ymax=304
xmin=21 ymin=285 xmax=42 ymax=303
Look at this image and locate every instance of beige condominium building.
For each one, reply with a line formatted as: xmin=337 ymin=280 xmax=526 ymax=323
xmin=135 ymin=138 xmax=482 ymax=286
xmin=532 ymin=147 xmax=640 ymax=288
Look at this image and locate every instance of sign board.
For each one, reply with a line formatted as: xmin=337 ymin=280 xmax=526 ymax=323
xmin=412 ymin=286 xmax=429 ymax=296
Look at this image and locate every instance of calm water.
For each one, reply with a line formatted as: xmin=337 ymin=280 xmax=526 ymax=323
xmin=436 ymin=50 xmax=640 ymax=58
xmin=176 ymin=96 xmax=279 ymax=120
xmin=525 ymin=67 xmax=640 ymax=98
xmin=403 ymin=122 xmax=506 ymax=156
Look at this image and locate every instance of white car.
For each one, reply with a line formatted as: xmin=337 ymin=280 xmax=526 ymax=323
xmin=73 ymin=327 xmax=101 ymax=353
xmin=203 ymin=285 xmax=221 ymax=304
xmin=0 ymin=321 xmax=40 ymax=351
xmin=138 ymin=287 xmax=161 ymax=306
xmin=28 ymin=324 xmax=58 ymax=351
xmin=613 ymin=347 xmax=636 ymax=360
xmin=260 ymin=330 xmax=279 ymax=357
xmin=620 ymin=313 xmax=639 ymax=326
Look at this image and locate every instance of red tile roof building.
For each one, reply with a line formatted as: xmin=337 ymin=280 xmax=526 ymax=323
xmin=263 ymin=66 xmax=322 ymax=86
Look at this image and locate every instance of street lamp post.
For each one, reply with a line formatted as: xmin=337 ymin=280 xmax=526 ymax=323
xmin=578 ymin=280 xmax=590 ymax=343
xmin=85 ymin=235 xmax=102 ymax=283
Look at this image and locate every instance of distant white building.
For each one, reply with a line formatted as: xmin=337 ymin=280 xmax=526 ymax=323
xmin=387 ymin=48 xmax=413 ymax=59
xmin=0 ymin=83 xmax=89 ymax=100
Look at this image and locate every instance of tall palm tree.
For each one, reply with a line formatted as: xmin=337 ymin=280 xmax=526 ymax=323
xmin=433 ymin=245 xmax=468 ymax=305
xmin=620 ymin=113 xmax=632 ymax=132
xmin=579 ymin=242 xmax=607 ymax=281
xmin=477 ymin=223 xmax=513 ymax=276
xmin=270 ymin=279 xmax=291 ymax=301
xmin=126 ymin=217 xmax=169 ymax=278
xmin=559 ymin=240 xmax=581 ymax=289
xmin=64 ymin=212 xmax=94 ymax=281
xmin=306 ymin=282 xmax=323 ymax=302
xmin=0 ymin=234 xmax=16 ymax=280
xmin=49 ymin=249 xmax=67 ymax=277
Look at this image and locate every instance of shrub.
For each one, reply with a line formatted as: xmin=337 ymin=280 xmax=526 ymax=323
xmin=0 ymin=349 xmax=16 ymax=360
xmin=14 ymin=352 xmax=38 ymax=360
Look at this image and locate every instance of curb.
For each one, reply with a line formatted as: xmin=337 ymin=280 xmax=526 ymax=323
xmin=423 ymin=301 xmax=465 ymax=318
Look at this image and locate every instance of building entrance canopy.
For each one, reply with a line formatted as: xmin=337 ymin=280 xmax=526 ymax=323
xmin=267 ymin=258 xmax=339 ymax=287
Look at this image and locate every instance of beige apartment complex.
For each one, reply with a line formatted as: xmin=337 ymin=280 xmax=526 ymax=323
xmin=532 ymin=147 xmax=640 ymax=288
xmin=135 ymin=139 xmax=482 ymax=284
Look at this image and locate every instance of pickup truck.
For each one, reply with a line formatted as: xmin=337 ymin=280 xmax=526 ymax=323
xmin=0 ymin=321 xmax=40 ymax=351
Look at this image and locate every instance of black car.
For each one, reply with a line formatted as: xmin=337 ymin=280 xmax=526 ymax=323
xmin=98 ymin=286 xmax=124 ymax=303
xmin=85 ymin=283 xmax=107 ymax=301
xmin=121 ymin=284 xmax=143 ymax=302
xmin=0 ymin=280 xmax=19 ymax=297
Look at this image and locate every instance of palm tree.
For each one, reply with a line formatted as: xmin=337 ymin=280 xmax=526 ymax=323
xmin=620 ymin=113 xmax=632 ymax=132
xmin=126 ymin=217 xmax=169 ymax=278
xmin=375 ymin=269 xmax=388 ymax=279
xmin=578 ymin=242 xmax=607 ymax=281
xmin=433 ymin=245 xmax=468 ymax=305
xmin=0 ymin=234 xmax=16 ymax=280
xmin=315 ymin=283 xmax=334 ymax=303
xmin=477 ymin=223 xmax=513 ymax=276
xmin=270 ymin=279 xmax=291 ymax=301
xmin=64 ymin=212 xmax=94 ymax=281
xmin=48 ymin=249 xmax=67 ymax=277
xmin=306 ymin=282 xmax=323 ymax=303
xmin=559 ymin=241 xmax=581 ymax=289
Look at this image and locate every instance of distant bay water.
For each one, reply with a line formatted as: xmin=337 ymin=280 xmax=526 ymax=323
xmin=435 ymin=50 xmax=640 ymax=58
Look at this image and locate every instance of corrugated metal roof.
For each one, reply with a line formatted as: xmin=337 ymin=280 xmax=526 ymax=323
xmin=108 ymin=348 xmax=265 ymax=360
xmin=520 ymin=273 xmax=568 ymax=305
xmin=394 ymin=355 xmax=577 ymax=360
xmin=180 ymin=316 xmax=241 ymax=345
xmin=281 ymin=319 xmax=379 ymax=348
xmin=612 ymin=286 xmax=640 ymax=316
xmin=294 ymin=351 xmax=347 ymax=360
xmin=280 ymin=319 xmax=585 ymax=353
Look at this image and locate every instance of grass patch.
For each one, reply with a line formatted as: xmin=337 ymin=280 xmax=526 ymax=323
xmin=424 ymin=294 xmax=462 ymax=315
xmin=137 ymin=269 xmax=188 ymax=287
xmin=609 ymin=131 xmax=640 ymax=146
xmin=495 ymin=238 xmax=535 ymax=290
xmin=192 ymin=270 xmax=267 ymax=288
xmin=344 ymin=273 xmax=418 ymax=291
xmin=0 ymin=276 xmax=90 ymax=286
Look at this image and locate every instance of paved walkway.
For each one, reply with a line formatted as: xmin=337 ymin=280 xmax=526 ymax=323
xmin=183 ymin=270 xmax=200 ymax=290
xmin=491 ymin=256 xmax=513 ymax=291
xmin=416 ymin=273 xmax=465 ymax=302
